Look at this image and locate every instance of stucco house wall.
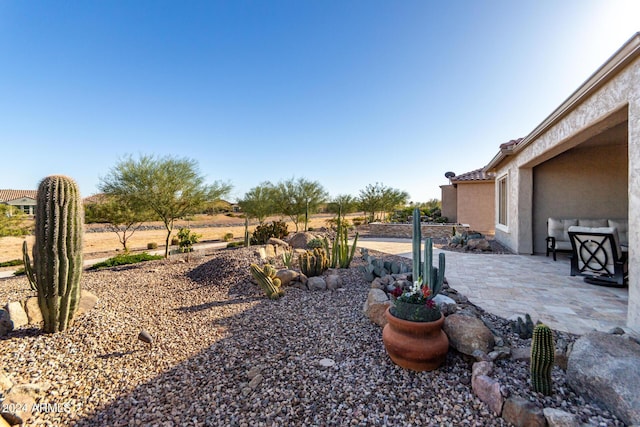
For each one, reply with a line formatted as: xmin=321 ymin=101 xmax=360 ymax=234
xmin=457 ymin=181 xmax=495 ymax=235
xmin=440 ymin=184 xmax=457 ymax=223
xmin=532 ymin=143 xmax=628 ymax=253
xmin=487 ymin=33 xmax=640 ymax=330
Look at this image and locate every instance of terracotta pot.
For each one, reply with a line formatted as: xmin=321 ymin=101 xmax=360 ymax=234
xmin=382 ymin=306 xmax=449 ymax=371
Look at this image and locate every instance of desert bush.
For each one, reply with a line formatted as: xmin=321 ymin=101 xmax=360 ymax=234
xmin=226 ymin=241 xmax=245 ymax=248
xmin=307 ymin=238 xmax=323 ymax=249
xmin=171 ymin=237 xmax=180 ymax=246
xmin=178 ymin=227 xmax=201 ymax=253
xmin=223 ymin=232 xmax=234 ymax=242
xmin=251 ymin=220 xmax=288 ymax=245
xmin=147 ymin=242 xmax=158 ymax=250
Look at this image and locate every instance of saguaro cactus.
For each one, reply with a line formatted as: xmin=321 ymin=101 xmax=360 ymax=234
xmin=23 ymin=175 xmax=84 ymax=333
xmin=530 ymin=324 xmax=555 ymax=395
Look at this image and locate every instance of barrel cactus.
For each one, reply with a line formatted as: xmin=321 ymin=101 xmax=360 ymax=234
xmin=22 ymin=175 xmax=84 ymax=333
xmin=299 ymin=248 xmax=329 ymax=277
xmin=530 ymin=323 xmax=555 ymax=395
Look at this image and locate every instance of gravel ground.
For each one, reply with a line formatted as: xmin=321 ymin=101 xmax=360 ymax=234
xmin=0 ymin=248 xmax=623 ymax=426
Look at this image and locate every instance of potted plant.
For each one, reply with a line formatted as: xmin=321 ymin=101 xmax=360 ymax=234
xmin=383 ymin=279 xmax=449 ymax=371
xmin=382 ymin=207 xmax=449 ymax=371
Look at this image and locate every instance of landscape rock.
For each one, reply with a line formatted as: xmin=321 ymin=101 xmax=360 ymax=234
xmin=543 ymin=407 xmax=580 ymax=427
xmin=510 ymin=347 xmax=531 ymax=362
xmin=0 ymin=371 xmax=13 ymax=394
xmin=267 ymin=237 xmax=289 ymax=248
xmin=472 ymin=361 xmax=493 ymax=378
xmin=501 ymin=396 xmax=546 ymax=427
xmin=4 ymin=302 xmax=28 ymax=329
xmin=307 ymin=277 xmax=327 ymax=291
xmin=433 ymin=294 xmax=457 ymax=316
xmin=9 ymin=383 xmax=50 ymax=401
xmin=0 ymin=391 xmax=36 ymax=425
xmin=444 ymin=313 xmax=495 ymax=356
xmin=325 ymin=275 xmax=342 ymax=290
xmin=287 ymin=232 xmax=317 ymax=249
xmin=488 ymin=347 xmax=511 ymax=361
xmin=246 ymin=367 xmax=262 ymax=380
xmin=76 ymin=290 xmax=99 ymax=317
xmin=276 ymin=269 xmax=299 ymax=286
xmin=0 ymin=309 xmax=12 ymax=336
xmin=23 ymin=297 xmax=43 ymax=324
xmin=291 ymin=282 xmax=308 ymax=291
xmin=472 ymin=349 xmax=490 ymax=362
xmin=466 ymin=238 xmax=491 ymax=251
xmin=248 ymin=373 xmax=263 ymax=390
xmin=264 ymin=244 xmax=276 ymax=259
xmin=567 ymin=331 xmax=640 ymax=425
xmin=363 ymin=288 xmax=391 ymax=327
xmin=370 ymin=278 xmax=385 ymax=290
xmin=318 ymin=358 xmax=335 ymax=368
xmin=471 ymin=375 xmax=503 ymax=415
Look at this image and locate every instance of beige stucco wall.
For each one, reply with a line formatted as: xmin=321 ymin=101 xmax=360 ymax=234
xmin=456 ymin=182 xmax=495 ymax=235
xmin=440 ymin=185 xmax=457 ymax=223
xmin=493 ymin=52 xmax=640 ymax=330
xmin=532 ymin=144 xmax=628 ymax=253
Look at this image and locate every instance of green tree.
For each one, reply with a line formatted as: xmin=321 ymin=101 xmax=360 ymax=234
xmin=100 ymin=154 xmax=232 ymax=258
xmin=85 ymin=195 xmax=153 ymax=252
xmin=238 ymin=182 xmax=275 ymax=225
xmin=0 ymin=205 xmax=30 ymax=238
xmin=358 ymin=183 xmax=409 ymax=223
xmin=271 ymin=178 xmax=328 ymax=232
xmin=327 ymin=194 xmax=359 ymax=222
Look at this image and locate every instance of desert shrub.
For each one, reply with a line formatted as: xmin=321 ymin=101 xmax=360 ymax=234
xmin=226 ymin=241 xmax=244 ymax=248
xmin=13 ymin=267 xmax=25 ymax=276
xmin=147 ymin=242 xmax=158 ymax=250
xmin=89 ymin=253 xmax=163 ymax=270
xmin=307 ymin=238 xmax=323 ymax=249
xmin=0 ymin=259 xmax=23 ymax=268
xmin=325 ymin=218 xmax=351 ymax=230
xmin=171 ymin=237 xmax=180 ymax=246
xmin=223 ymin=232 xmax=234 ymax=242
xmin=178 ymin=227 xmax=201 ymax=253
xmin=251 ymin=220 xmax=288 ymax=245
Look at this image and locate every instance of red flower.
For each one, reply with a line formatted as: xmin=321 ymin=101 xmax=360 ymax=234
xmin=391 ymin=287 xmax=404 ymax=298
xmin=421 ymin=287 xmax=431 ymax=298
xmin=425 ymin=299 xmax=436 ymax=309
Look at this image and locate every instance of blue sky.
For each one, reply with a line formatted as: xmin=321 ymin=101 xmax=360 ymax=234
xmin=0 ymin=1 xmax=638 ymax=203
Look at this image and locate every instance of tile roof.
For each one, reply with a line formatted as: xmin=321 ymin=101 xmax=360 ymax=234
xmin=450 ymin=168 xmax=495 ymax=183
xmin=499 ymin=138 xmax=523 ymax=150
xmin=0 ymin=189 xmax=37 ymax=202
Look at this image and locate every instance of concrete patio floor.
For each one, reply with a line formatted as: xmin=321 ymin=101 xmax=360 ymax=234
xmin=357 ymin=237 xmax=629 ymax=336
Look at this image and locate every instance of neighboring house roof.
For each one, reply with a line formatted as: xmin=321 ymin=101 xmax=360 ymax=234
xmin=450 ymin=168 xmax=495 ymax=183
xmin=0 ymin=189 xmax=37 ymax=203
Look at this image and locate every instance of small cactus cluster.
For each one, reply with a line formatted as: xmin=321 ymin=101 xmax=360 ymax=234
xmin=510 ymin=313 xmax=535 ymax=339
xmin=321 ymin=206 xmax=359 ymax=269
xmin=530 ymin=324 xmax=555 ymax=395
xmin=249 ymin=263 xmax=284 ymax=299
xmin=412 ymin=208 xmax=445 ymax=298
xmin=299 ymin=248 xmax=328 ymax=277
xmin=23 ymin=175 xmax=84 ymax=333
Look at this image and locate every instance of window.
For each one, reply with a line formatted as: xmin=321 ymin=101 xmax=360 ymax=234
xmin=498 ymin=175 xmax=508 ymax=226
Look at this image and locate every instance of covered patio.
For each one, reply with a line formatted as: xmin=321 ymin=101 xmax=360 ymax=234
xmin=357 ymin=237 xmax=628 ymax=335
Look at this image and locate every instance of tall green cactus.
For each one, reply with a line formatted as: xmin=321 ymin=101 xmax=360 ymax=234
xmin=22 ymin=175 xmax=84 ymax=333
xmin=299 ymin=248 xmax=328 ymax=277
xmin=530 ymin=324 xmax=555 ymax=395
xmin=411 ymin=208 xmax=445 ymax=298
xmin=250 ymin=263 xmax=284 ymax=299
xmin=321 ymin=206 xmax=359 ymax=269
xmin=243 ymin=216 xmax=250 ymax=247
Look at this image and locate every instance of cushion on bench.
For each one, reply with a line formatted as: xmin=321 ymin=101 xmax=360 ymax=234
xmin=608 ymin=219 xmax=628 ymax=246
xmin=548 ymin=218 xmax=578 ymax=242
xmin=578 ymin=219 xmax=608 ymax=228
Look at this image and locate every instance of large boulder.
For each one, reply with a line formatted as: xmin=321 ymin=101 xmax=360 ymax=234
xmin=76 ymin=290 xmax=99 ymax=317
xmin=4 ymin=302 xmax=28 ymax=329
xmin=566 ymin=331 xmax=640 ymax=425
xmin=288 ymin=232 xmax=318 ymax=249
xmin=23 ymin=297 xmax=43 ymax=324
xmin=325 ymin=274 xmax=343 ymax=290
xmin=307 ymin=277 xmax=327 ymax=291
xmin=443 ymin=313 xmax=495 ymax=356
xmin=276 ymin=269 xmax=299 ymax=286
xmin=363 ymin=289 xmax=392 ymax=327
